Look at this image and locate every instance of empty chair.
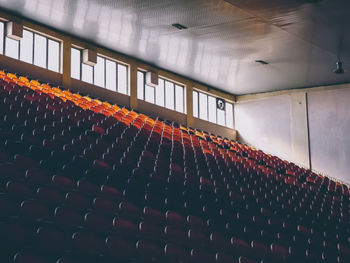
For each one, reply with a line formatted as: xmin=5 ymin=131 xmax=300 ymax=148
xmin=20 ymin=199 xmax=51 ymax=222
xmin=84 ymin=212 xmax=113 ymax=233
xmin=136 ymin=240 xmax=163 ymax=261
xmin=164 ymin=226 xmax=188 ymax=246
xmin=36 ymin=187 xmax=65 ymax=206
xmin=164 ymin=243 xmax=189 ymax=262
xmin=72 ymin=231 xmax=105 ymax=256
xmin=106 ymin=236 xmax=136 ymax=261
xmin=36 ymin=226 xmax=70 ymax=252
xmin=92 ymin=197 xmax=118 ymax=215
xmin=14 ymin=252 xmax=48 ymax=263
xmin=216 ymin=252 xmax=237 ymax=263
xmin=190 ymin=248 xmax=216 ymax=263
xmin=118 ymin=201 xmax=142 ymax=219
xmin=113 ymin=218 xmax=139 ymax=238
xmin=65 ymin=191 xmax=90 ymax=211
xmin=54 ymin=206 xmax=83 ymax=228
xmin=139 ymin=221 xmax=163 ymax=241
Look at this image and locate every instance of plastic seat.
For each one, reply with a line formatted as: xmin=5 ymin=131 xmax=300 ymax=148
xmin=118 ymin=201 xmax=142 ymax=219
xmin=113 ymin=218 xmax=139 ymax=238
xmin=164 ymin=226 xmax=188 ymax=245
xmin=65 ymin=191 xmax=90 ymax=211
xmin=190 ymin=248 xmax=216 ymax=263
xmin=136 ymin=240 xmax=163 ymax=261
xmin=106 ymin=236 xmax=136 ymax=261
xmin=164 ymin=243 xmax=189 ymax=262
xmin=139 ymin=221 xmax=163 ymax=241
xmin=72 ymin=231 xmax=105 ymax=256
xmin=14 ymin=252 xmax=48 ymax=263
xmin=54 ymin=206 xmax=83 ymax=228
xmin=6 ymin=181 xmax=34 ymax=200
xmin=20 ymin=200 xmax=51 ymax=222
xmin=84 ymin=212 xmax=113 ymax=233
xmin=36 ymin=226 xmax=70 ymax=252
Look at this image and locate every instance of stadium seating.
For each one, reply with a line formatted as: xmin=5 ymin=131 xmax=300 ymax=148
xmin=0 ymin=69 xmax=349 ymax=263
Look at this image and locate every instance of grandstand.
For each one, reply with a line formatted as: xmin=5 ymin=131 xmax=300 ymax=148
xmin=0 ymin=1 xmax=350 ymax=263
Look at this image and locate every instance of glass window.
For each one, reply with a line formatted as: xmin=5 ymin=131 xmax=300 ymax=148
xmin=106 ymin=59 xmax=117 ymax=91
xmin=0 ymin=22 xmax=3 ymax=54
xmin=48 ymin=39 xmax=60 ymax=72
xmin=199 ymin=93 xmax=208 ymax=120
xmin=137 ymin=71 xmax=144 ymax=100
xmin=118 ymin=64 xmax=127 ymax=94
xmin=165 ymin=80 xmax=175 ymax=110
xmin=193 ymin=91 xmax=198 ymax=118
xmin=82 ymin=63 xmax=93 ymax=84
xmin=5 ymin=37 xmax=19 ymax=59
xmin=156 ymin=78 xmax=165 ymax=107
xmin=34 ymin=34 xmax=47 ymax=68
xmin=175 ymin=84 xmax=184 ymax=113
xmin=94 ymin=56 xmax=105 ymax=87
xmin=208 ymin=95 xmax=217 ymax=123
xmin=71 ymin=48 xmax=81 ymax=79
xmin=145 ymin=85 xmax=155 ymax=104
xmin=217 ymin=108 xmax=225 ymax=126
xmin=226 ymin=102 xmax=234 ymax=128
xmin=20 ymin=30 xmax=33 ymax=63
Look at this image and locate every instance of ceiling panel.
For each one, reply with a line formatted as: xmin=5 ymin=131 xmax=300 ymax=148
xmin=0 ymin=0 xmax=349 ymax=95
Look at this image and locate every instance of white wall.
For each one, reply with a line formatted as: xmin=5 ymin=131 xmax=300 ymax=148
xmin=235 ymin=95 xmax=293 ymax=161
xmin=308 ymin=88 xmax=350 ymax=183
xmin=235 ymin=87 xmax=350 ymax=184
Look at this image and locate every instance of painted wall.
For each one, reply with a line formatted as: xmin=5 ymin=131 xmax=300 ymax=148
xmin=234 ymin=95 xmax=293 ymax=161
xmin=308 ymin=88 xmax=350 ymax=183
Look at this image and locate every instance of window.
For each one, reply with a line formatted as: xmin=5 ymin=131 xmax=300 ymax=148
xmin=20 ymin=30 xmax=33 ymax=64
xmin=94 ymin=56 xmax=105 ymax=87
xmin=71 ymin=48 xmax=81 ymax=79
xmin=165 ymin=80 xmax=175 ymax=110
xmin=106 ymin=59 xmax=117 ymax=91
xmin=34 ymin=34 xmax=47 ymax=68
xmin=156 ymin=79 xmax=165 ymax=107
xmin=118 ymin=64 xmax=127 ymax=94
xmin=2 ymin=26 xmax=61 ymax=72
xmin=137 ymin=70 xmax=186 ymax=113
xmin=5 ymin=37 xmax=19 ymax=59
xmin=70 ymin=47 xmax=129 ymax=95
xmin=48 ymin=39 xmax=60 ymax=72
xmin=193 ymin=90 xmax=234 ymax=128
xmin=0 ymin=22 xmax=3 ymax=54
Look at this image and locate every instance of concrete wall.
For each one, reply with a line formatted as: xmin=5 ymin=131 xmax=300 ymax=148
xmin=308 ymin=88 xmax=350 ymax=183
xmin=235 ymin=86 xmax=350 ymax=184
xmin=234 ymin=95 xmax=293 ymax=161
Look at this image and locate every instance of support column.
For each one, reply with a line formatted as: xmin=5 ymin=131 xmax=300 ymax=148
xmin=129 ymin=61 xmax=138 ymax=110
xmin=61 ymin=36 xmax=71 ymax=90
xmin=186 ymin=82 xmax=194 ymax=127
xmin=290 ymin=92 xmax=310 ymax=168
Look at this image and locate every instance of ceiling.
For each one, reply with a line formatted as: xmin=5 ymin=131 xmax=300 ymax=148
xmin=0 ymin=0 xmax=350 ymax=95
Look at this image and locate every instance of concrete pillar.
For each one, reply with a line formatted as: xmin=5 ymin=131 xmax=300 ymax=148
xmin=290 ymin=92 xmax=310 ymax=168
xmin=129 ymin=61 xmax=138 ymax=110
xmin=186 ymin=82 xmax=194 ymax=127
xmin=61 ymin=36 xmax=72 ymax=90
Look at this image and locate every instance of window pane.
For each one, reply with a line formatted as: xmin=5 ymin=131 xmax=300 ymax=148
xmin=145 ymin=85 xmax=155 ymax=103
xmin=165 ymin=80 xmax=174 ymax=110
xmin=0 ymin=22 xmax=3 ymax=54
xmin=71 ymin=48 xmax=81 ymax=79
xmin=226 ymin=102 xmax=234 ymax=128
xmin=34 ymin=34 xmax=47 ymax=68
xmin=175 ymin=84 xmax=184 ymax=113
xmin=5 ymin=37 xmax=19 ymax=59
xmin=208 ymin=96 xmax=217 ymax=123
xmin=106 ymin=59 xmax=117 ymax=91
xmin=48 ymin=39 xmax=60 ymax=72
xmin=94 ymin=56 xmax=105 ymax=87
xmin=156 ymin=78 xmax=165 ymax=107
xmin=193 ymin=91 xmax=198 ymax=118
xmin=118 ymin=64 xmax=127 ymax=94
xmin=217 ymin=108 xmax=225 ymax=126
xmin=137 ymin=71 xmax=144 ymax=100
xmin=82 ymin=63 xmax=93 ymax=84
xmin=20 ymin=30 xmax=33 ymax=64
xmin=199 ymin=93 xmax=208 ymax=120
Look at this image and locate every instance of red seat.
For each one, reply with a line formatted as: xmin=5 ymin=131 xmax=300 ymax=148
xmin=106 ymin=236 xmax=136 ymax=261
xmin=14 ymin=252 xmax=48 ymax=263
xmin=113 ymin=218 xmax=139 ymax=237
xmin=72 ymin=231 xmax=105 ymax=256
xmin=20 ymin=200 xmax=51 ymax=222
xmin=136 ymin=240 xmax=163 ymax=261
xmin=164 ymin=243 xmax=189 ymax=262
xmin=190 ymin=248 xmax=216 ymax=263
